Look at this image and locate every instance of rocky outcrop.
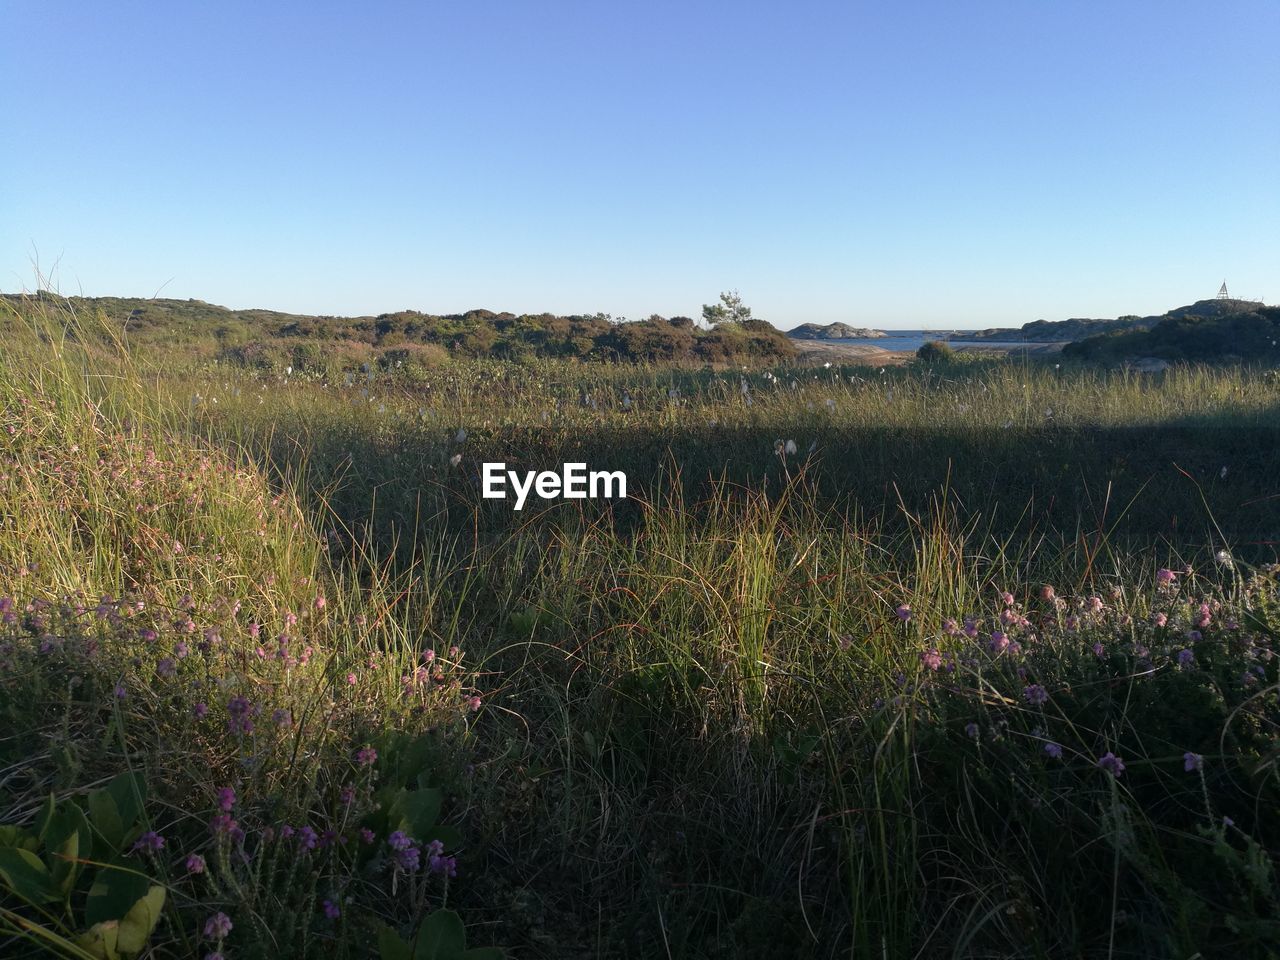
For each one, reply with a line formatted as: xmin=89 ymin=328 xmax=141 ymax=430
xmin=789 ymin=323 xmax=887 ymax=340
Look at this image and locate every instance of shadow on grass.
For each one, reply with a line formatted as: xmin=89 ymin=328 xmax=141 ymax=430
xmin=250 ymin=412 xmax=1280 ymax=567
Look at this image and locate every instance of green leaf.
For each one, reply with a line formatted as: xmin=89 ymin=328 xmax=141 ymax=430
xmin=394 ymin=788 xmax=443 ymax=841
xmin=52 ymin=825 xmax=80 ymax=894
xmin=414 ymin=909 xmax=466 ymax=960
xmin=424 ymin=824 xmax=462 ymax=850
xmin=87 ymin=788 xmax=125 ymax=854
xmin=0 ymin=825 xmax=31 ymax=848
xmin=77 ymin=922 xmax=121 ymax=960
xmin=116 ymin=885 xmax=165 ymax=955
xmin=105 ymin=773 xmax=145 ymax=831
xmin=85 ymin=862 xmax=151 ymax=926
xmin=33 ymin=792 xmax=57 ymax=843
xmin=374 ymin=921 xmax=413 ymax=960
xmin=46 ymin=802 xmax=92 ymax=890
xmin=0 ymin=846 xmax=61 ymax=904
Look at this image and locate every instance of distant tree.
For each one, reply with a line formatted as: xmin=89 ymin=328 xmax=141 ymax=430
xmin=460 ymin=324 xmax=497 ymax=357
xmin=702 ymin=290 xmax=752 ymax=327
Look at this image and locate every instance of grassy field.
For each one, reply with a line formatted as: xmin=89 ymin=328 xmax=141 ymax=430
xmin=2 ymin=302 xmax=1279 ymax=958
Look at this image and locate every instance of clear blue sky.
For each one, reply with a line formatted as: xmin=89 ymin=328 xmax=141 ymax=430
xmin=3 ymin=1 xmax=1277 ymax=329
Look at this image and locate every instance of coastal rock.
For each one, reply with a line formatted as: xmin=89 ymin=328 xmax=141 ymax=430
xmin=789 ymin=322 xmax=887 ymax=340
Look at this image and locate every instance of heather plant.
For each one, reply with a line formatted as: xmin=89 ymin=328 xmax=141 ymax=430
xmin=0 ymin=308 xmax=495 ymax=957
xmin=3 ymin=294 xmax=1279 ymax=957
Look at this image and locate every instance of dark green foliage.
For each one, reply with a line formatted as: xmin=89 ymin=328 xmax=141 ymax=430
xmin=915 ymin=339 xmax=955 ymax=363
xmin=1065 ymin=306 xmax=1280 ymax=363
xmin=374 ymin=909 xmax=502 ymax=960
xmin=0 ymin=774 xmax=167 ymax=958
xmin=0 ymin=292 xmax=796 ymax=366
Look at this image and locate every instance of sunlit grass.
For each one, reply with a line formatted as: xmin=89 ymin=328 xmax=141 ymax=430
xmin=1 ymin=299 xmax=1278 ymax=958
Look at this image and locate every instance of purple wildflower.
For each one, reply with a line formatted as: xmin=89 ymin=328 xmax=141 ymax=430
xmin=226 ymin=694 xmax=254 ymax=735
xmin=388 ymin=832 xmax=421 ymax=871
xmin=209 ymin=814 xmax=244 ymax=844
xmin=920 ymin=648 xmax=942 ymax=671
xmin=216 ymin=787 xmax=235 ymax=812
xmin=393 ymin=845 xmax=421 ymax=872
xmin=322 ymin=899 xmax=339 ymax=919
xmin=965 ymin=722 xmax=980 ymax=740
xmin=895 ymin=604 xmax=911 ymax=623
xmin=1043 ymin=742 xmax=1063 ymax=759
xmin=297 ymin=826 xmax=319 ymax=851
xmin=186 ymin=853 xmax=206 ymax=874
xmin=1184 ymin=752 xmax=1204 ymax=772
xmin=1097 ymin=752 xmax=1126 ymax=778
xmin=388 ymin=830 xmax=413 ymax=851
xmin=131 ymin=831 xmax=165 ymax=854
xmin=203 ymin=912 xmax=233 ymax=939
xmin=430 ymin=852 xmax=457 ymax=877
xmin=1023 ymin=684 xmax=1049 ymax=706
xmin=355 ymin=745 xmax=377 ymax=766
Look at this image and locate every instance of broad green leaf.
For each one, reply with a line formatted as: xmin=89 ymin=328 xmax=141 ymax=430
xmin=46 ymin=802 xmax=92 ymax=890
xmin=0 ymin=825 xmax=31 ymax=848
xmin=85 ymin=862 xmax=150 ymax=926
xmin=77 ymin=922 xmax=121 ymax=960
xmin=33 ymin=792 xmax=57 ymax=843
xmin=395 ymin=788 xmax=443 ymax=841
xmin=424 ymin=825 xmax=461 ymax=850
xmin=0 ymin=845 xmax=60 ymax=904
xmin=414 ymin=909 xmax=466 ymax=960
xmin=116 ymin=885 xmax=165 ymax=955
xmin=105 ymin=773 xmax=145 ymax=830
xmin=52 ymin=826 xmax=80 ymax=894
xmin=375 ymin=921 xmax=413 ymax=960
xmin=87 ymin=788 xmax=125 ymax=853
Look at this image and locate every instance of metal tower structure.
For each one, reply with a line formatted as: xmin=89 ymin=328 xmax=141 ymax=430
xmin=1218 ymin=281 xmax=1231 ymax=299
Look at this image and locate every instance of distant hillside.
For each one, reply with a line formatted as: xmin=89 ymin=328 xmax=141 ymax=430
xmin=1063 ymin=304 xmax=1280 ymax=363
xmin=789 ymin=322 xmax=887 ymax=340
xmin=0 ymin=292 xmax=796 ymax=367
xmin=955 ymin=298 xmax=1266 ymax=343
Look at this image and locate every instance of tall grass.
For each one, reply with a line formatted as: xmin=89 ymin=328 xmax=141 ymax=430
xmin=0 ymin=303 xmax=490 ymax=959
xmin=3 ymin=296 xmax=1279 ymax=957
